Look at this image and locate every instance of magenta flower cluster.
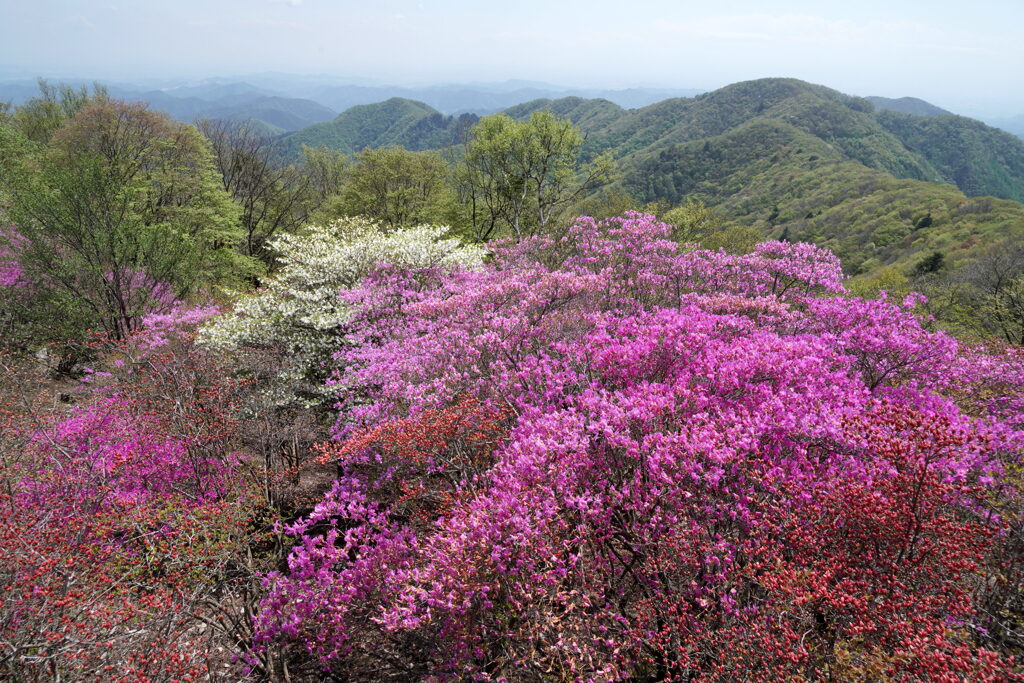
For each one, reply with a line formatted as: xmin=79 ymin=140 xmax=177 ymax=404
xmin=256 ymin=213 xmax=1024 ymax=679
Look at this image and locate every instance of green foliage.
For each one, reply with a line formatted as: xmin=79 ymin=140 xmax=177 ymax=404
xmin=570 ymin=187 xmax=643 ymax=220
xmin=0 ymin=99 xmax=252 ymax=343
xmin=847 ymin=266 xmax=912 ymax=300
xmin=301 ymin=144 xmax=349 ymax=201
xmin=661 ymin=199 xmax=730 ymax=242
xmin=314 ymin=146 xmax=456 ymax=229
xmin=198 ymin=118 xmax=316 ymax=266
xmin=918 ymin=241 xmax=1024 ymax=344
xmin=277 ymin=98 xmax=476 ymax=159
xmin=658 ymin=199 xmax=760 ymax=253
xmin=876 ymin=111 xmax=1024 ymax=203
xmin=622 ymin=117 xmax=1024 ymax=278
xmin=915 ymin=250 xmax=945 ymax=275
xmin=456 ymin=111 xmax=614 ymax=240
xmin=703 ymin=223 xmax=763 ymax=254
xmin=8 ymin=79 xmax=106 ymax=144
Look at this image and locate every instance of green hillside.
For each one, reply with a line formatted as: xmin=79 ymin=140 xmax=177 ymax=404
xmin=508 ymin=79 xmax=940 ymax=180
xmin=502 ymin=96 xmax=626 ymax=136
xmin=244 ymin=119 xmax=286 ymax=137
xmin=275 ymin=78 xmax=1024 ymax=279
xmin=282 ymin=79 xmax=1024 ymax=205
xmin=867 ymin=96 xmax=952 ymax=117
xmin=278 ymin=97 xmax=477 ymax=157
xmin=624 ymin=118 xmax=1024 ymax=275
xmin=875 ymin=112 xmax=1024 ymax=202
xmin=507 ymin=79 xmax=1024 ymax=203
xmin=199 ymin=95 xmax=336 ymax=132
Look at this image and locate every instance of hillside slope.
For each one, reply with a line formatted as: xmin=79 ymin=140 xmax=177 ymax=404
xmin=197 ymin=95 xmax=336 ymax=132
xmin=506 ymin=79 xmax=1024 ymax=204
xmin=624 ymin=118 xmax=1024 ymax=274
xmin=867 ymin=96 xmax=952 ymax=117
xmin=275 ymin=78 xmax=1024 ymax=277
xmin=280 ymin=78 xmax=1024 ymax=203
xmin=875 ymin=112 xmax=1024 ymax=202
xmin=278 ymin=98 xmax=477 ymax=156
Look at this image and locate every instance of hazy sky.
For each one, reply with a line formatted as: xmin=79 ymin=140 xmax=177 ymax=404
xmin=2 ymin=0 xmax=1023 ymax=115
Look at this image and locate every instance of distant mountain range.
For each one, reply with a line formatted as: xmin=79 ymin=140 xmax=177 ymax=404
xmin=5 ymin=74 xmax=1024 ymax=278
xmin=272 ymin=82 xmax=703 ymax=115
xmin=5 ymin=74 xmax=1022 ymax=140
xmin=272 ymin=77 xmax=1024 ymax=277
xmin=865 ymin=96 xmax=952 ymax=117
xmin=0 ymin=76 xmax=704 ymax=132
xmin=0 ymin=78 xmax=337 ymax=132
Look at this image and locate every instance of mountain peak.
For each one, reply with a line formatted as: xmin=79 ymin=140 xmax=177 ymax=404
xmin=866 ymin=96 xmax=952 ymax=117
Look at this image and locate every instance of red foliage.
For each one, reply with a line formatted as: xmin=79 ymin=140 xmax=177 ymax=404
xmin=0 ymin=333 xmax=274 ymax=681
xmin=313 ymin=397 xmax=511 ymax=524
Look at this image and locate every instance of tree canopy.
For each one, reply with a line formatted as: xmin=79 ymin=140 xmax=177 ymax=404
xmin=456 ymin=111 xmax=614 ymax=240
xmin=0 ymin=98 xmax=252 ymax=345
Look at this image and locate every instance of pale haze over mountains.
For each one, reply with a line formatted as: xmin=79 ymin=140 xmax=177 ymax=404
xmin=1 ymin=0 xmax=1023 ymax=120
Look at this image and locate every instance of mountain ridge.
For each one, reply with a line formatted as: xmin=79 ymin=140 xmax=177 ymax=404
xmin=279 ymin=78 xmax=1024 ymax=205
xmin=272 ymin=76 xmax=1024 ymax=280
xmin=867 ymin=96 xmax=952 ymax=117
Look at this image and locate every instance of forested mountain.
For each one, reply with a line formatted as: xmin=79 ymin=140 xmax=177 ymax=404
xmin=568 ymin=79 xmax=1024 ymax=274
xmin=0 ymin=79 xmax=336 ymax=132
xmin=288 ymin=78 xmax=1024 ymax=204
xmin=874 ymin=111 xmax=1024 ymax=202
xmin=273 ymin=78 xmax=1024 ymax=277
xmin=866 ymin=95 xmax=951 ymax=116
xmin=277 ymin=98 xmax=477 ymax=156
xmin=625 ymin=118 xmax=1024 ymax=274
xmin=505 ymin=78 xmax=1024 ymax=196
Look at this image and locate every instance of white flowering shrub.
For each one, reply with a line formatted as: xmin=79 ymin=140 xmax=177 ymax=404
xmin=198 ymin=217 xmax=486 ymax=407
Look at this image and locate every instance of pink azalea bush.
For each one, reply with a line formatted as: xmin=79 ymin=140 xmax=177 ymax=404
xmin=254 ymin=213 xmax=1024 ymax=680
xmin=0 ymin=226 xmax=27 ymax=288
xmin=1 ymin=224 xmax=184 ymax=343
xmin=0 ymin=308 xmax=267 ymax=681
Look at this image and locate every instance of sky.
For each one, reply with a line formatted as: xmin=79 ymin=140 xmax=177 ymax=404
xmin=2 ymin=0 xmax=1023 ymax=116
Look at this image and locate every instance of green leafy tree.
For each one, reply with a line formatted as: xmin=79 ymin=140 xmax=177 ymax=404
xmin=456 ymin=112 xmax=614 ymax=241
xmin=198 ymin=118 xmax=315 ymax=266
xmin=848 ymin=266 xmax=912 ymax=300
xmin=300 ymin=144 xmax=349 ymax=205
xmin=915 ymin=250 xmax=945 ymax=275
xmin=571 ymin=188 xmax=642 ymax=221
xmin=703 ymin=224 xmax=763 ymax=254
xmin=661 ymin=199 xmax=730 ymax=243
xmin=0 ymin=99 xmax=252 ymax=345
xmin=316 ymin=146 xmax=454 ymax=229
xmin=955 ymin=241 xmax=1024 ymax=344
xmin=9 ymin=79 xmax=103 ymax=144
